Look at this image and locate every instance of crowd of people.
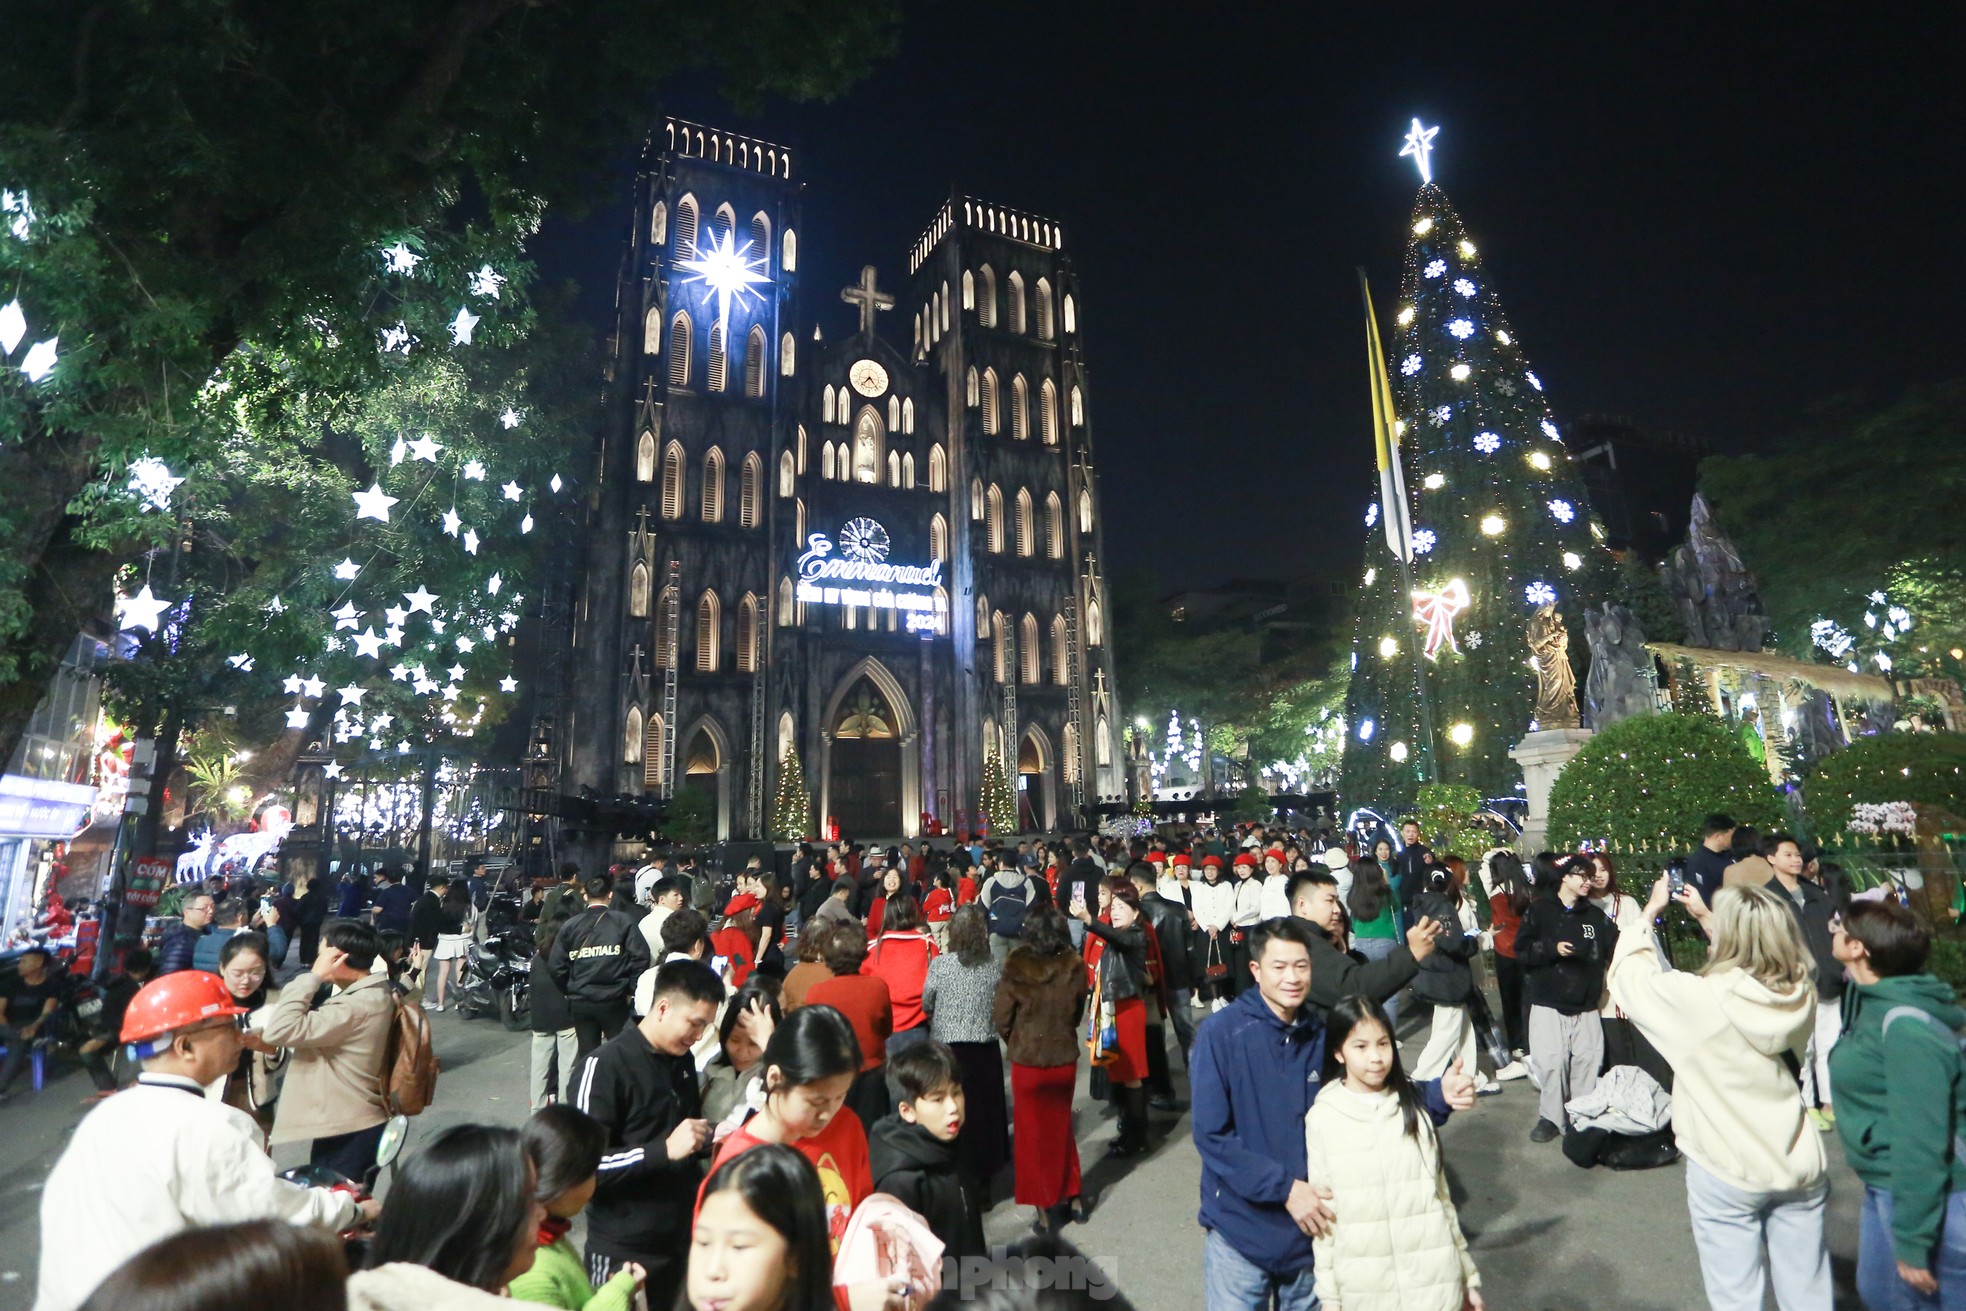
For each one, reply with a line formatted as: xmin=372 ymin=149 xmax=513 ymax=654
xmin=8 ymin=812 xmax=1966 ymax=1311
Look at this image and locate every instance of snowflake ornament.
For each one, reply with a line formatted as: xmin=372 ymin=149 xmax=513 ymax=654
xmin=1453 ymin=279 xmax=1476 ymax=298
xmin=1430 ymin=405 xmax=1452 ymax=426
xmin=1548 ymin=499 xmax=1576 ymax=523
xmin=1473 ymin=432 xmax=1501 ymax=454
xmin=1447 ymin=319 xmax=1474 ymax=339
xmin=1525 ymin=581 xmax=1557 ymax=607
xmin=1423 ymin=259 xmax=1446 ymax=278
xmin=1400 ymin=354 xmax=1423 ymax=376
xmin=1411 ymin=529 xmax=1437 ymax=555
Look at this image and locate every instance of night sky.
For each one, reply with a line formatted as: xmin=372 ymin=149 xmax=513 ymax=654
xmin=538 ymin=3 xmax=1959 ymax=593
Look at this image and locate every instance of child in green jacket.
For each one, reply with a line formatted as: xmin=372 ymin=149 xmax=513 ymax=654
xmin=513 ymin=1105 xmax=647 ymax=1310
xmin=1830 ymin=898 xmax=1966 ymax=1308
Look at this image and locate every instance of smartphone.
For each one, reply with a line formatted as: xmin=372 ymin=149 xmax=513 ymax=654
xmin=1069 ymin=887 xmax=1087 ymax=917
xmin=1666 ymin=860 xmax=1687 ymax=899
xmin=710 ymin=954 xmax=731 ymax=980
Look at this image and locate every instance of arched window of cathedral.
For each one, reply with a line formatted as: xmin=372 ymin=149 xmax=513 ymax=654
xmin=1086 ymin=596 xmax=1104 ymax=646
xmin=1011 ymin=374 xmax=1029 ymax=441
xmin=978 ymin=266 xmax=997 ymax=327
xmin=1062 ymin=722 xmax=1080 ymax=784
xmin=739 ymin=453 xmax=762 ymax=528
xmin=852 ymin=407 xmax=885 ymax=484
xmin=962 ymin=269 xmax=975 ymax=310
xmin=1020 ymin=614 xmax=1039 ymax=684
xmin=976 ymin=594 xmax=990 ymax=641
xmin=736 ymin=594 xmax=759 ymax=672
xmin=1046 ymin=492 xmax=1063 ymax=558
xmin=696 ymin=590 xmax=721 ymax=672
xmin=745 ymin=325 xmax=766 ymax=397
xmin=777 ymin=711 xmax=795 ymax=765
xmin=912 ymin=313 xmax=922 ymax=360
xmin=903 ymin=397 xmax=915 ymax=434
xmin=993 ymin=612 xmax=1008 ymax=685
xmin=782 ymin=228 xmax=797 ymax=272
xmin=1063 ymin=293 xmax=1077 ymax=334
xmin=903 ymin=452 xmax=916 ymax=489
xmin=624 ymin=705 xmax=644 ymax=765
xmin=888 ymin=395 xmax=900 ymax=431
xmin=795 ymin=499 xmax=805 ymax=548
xmin=661 ymin=442 xmax=685 ymax=520
xmin=940 ymin=282 xmax=951 ymax=332
xmin=700 ymin=447 xmax=725 ymax=523
xmin=929 ymin=444 xmax=947 ymax=492
xmin=674 ymin=194 xmax=699 ymax=253
xmin=654 ymin=587 xmax=678 ymax=665
xmin=986 ymin=484 xmax=1004 ymax=553
xmin=970 ymin=477 xmax=985 ymax=521
xmin=777 ymin=575 xmax=794 ymax=627
xmin=887 ymin=450 xmax=901 ymax=487
xmin=932 ymin=586 xmax=948 ymax=634
xmin=1078 ymin=488 xmax=1093 ymax=534
xmin=1040 ymin=379 xmax=1058 ymax=446
xmin=796 ymin=425 xmax=808 ymax=474
xmin=1007 ymin=271 xmax=1026 ymax=334
xmin=981 ymin=369 xmax=999 ymax=435
xmin=780 ymin=332 xmax=795 ymax=378
xmin=778 ymin=450 xmax=795 ymax=499
xmin=667 ymin=311 xmax=691 ymax=387
xmin=644 ymin=305 xmax=662 ymax=355
xmin=843 ymin=606 xmax=857 ymax=632
xmin=930 ymin=292 xmax=941 ymax=343
xmin=650 ymin=200 xmax=667 ymax=248
xmin=749 ymin=212 xmax=771 ymax=270
xmin=1015 ymin=488 xmax=1034 ymax=556
xmin=966 ymin=367 xmax=979 ymax=408
xmin=930 ymin=513 xmax=948 ymax=563
xmin=822 ymin=385 xmax=835 ymax=425
xmin=629 ymin=561 xmax=651 ymax=618
xmin=1035 ymin=278 xmax=1055 ymax=340
xmin=707 ymin=323 xmax=727 ymax=392
xmin=644 ymin=713 xmax=665 ymax=788
xmin=1052 ymin=614 xmax=1069 ymax=684
xmin=713 ymin=203 xmax=736 ymax=244
xmin=636 ymin=429 xmax=656 ymax=482
xmin=820 ymin=441 xmax=836 ymax=482
xmin=1096 ymin=714 xmax=1113 ymax=767
xmin=1071 ymin=384 xmax=1084 ymax=427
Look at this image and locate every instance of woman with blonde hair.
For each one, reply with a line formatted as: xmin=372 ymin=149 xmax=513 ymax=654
xmin=1608 ymin=878 xmax=1828 ymax=1311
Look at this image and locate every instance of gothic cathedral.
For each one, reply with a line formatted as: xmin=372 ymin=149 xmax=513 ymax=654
xmin=564 ymin=119 xmax=1124 ymax=844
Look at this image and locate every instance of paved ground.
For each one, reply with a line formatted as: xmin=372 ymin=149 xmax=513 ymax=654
xmin=0 ymin=999 xmax=1866 ymax=1310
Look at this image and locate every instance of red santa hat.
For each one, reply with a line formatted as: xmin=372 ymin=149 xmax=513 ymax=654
xmin=1233 ymin=852 xmax=1259 ymax=869
xmin=1202 ymin=854 xmax=1224 ymax=869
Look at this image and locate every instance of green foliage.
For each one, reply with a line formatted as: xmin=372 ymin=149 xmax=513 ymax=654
xmin=1701 ymin=381 xmax=1966 ymax=675
xmin=1230 ymin=784 xmax=1273 ymax=824
xmin=182 ymin=732 xmax=254 ymax=821
xmin=1804 ymin=733 xmax=1966 ymax=833
xmin=1414 ymin=783 xmax=1484 ymax=858
xmin=1613 ymin=552 xmax=1685 ymax=645
xmin=980 ymin=746 xmax=1017 ymax=837
xmin=770 ymin=747 xmax=811 ymax=842
xmin=1547 ymin=712 xmax=1780 ymax=851
xmin=664 ymin=788 xmax=717 ymax=848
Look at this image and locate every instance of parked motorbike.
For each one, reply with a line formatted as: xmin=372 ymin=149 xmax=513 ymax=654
xmin=278 ymin=1113 xmax=408 ymax=1264
xmin=453 ymin=928 xmax=533 ymax=1031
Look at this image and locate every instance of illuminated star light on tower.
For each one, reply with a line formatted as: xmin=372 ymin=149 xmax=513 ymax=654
xmin=1399 ymin=118 xmax=1440 ymax=185
xmin=676 ymin=228 xmax=771 ymax=333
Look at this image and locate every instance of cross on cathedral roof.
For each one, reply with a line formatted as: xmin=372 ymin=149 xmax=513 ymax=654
xmin=841 ymin=265 xmax=895 ymax=336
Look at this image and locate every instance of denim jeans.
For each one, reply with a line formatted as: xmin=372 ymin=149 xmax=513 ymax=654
xmin=1860 ymin=1185 xmax=1966 ymax=1311
xmin=1683 ymin=1158 xmax=1831 ymax=1311
xmin=1202 ymin=1228 xmax=1318 ymax=1311
xmin=1353 ymin=935 xmax=1402 ymax=1028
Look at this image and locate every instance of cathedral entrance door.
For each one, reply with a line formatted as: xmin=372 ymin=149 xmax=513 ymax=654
xmin=1017 ymin=729 xmax=1053 ymax=833
xmin=830 ymin=680 xmax=902 ymax=839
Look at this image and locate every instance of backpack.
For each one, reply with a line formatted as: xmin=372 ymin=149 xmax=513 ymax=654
xmin=986 ymin=878 xmax=1029 ymax=939
xmin=381 ymin=992 xmax=441 ymax=1116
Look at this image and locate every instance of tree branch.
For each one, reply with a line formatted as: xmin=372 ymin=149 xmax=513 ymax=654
xmin=394 ymin=0 xmax=552 ymax=129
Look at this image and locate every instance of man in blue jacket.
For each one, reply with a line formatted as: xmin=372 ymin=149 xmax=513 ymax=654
xmin=1190 ymin=916 xmax=1475 ymax=1310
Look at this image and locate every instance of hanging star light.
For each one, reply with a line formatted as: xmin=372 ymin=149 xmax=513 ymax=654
xmin=226 ymin=653 xmax=255 ymax=671
xmin=301 ymin=675 xmax=326 ymax=698
xmin=283 ymin=675 xmax=304 ymax=695
xmin=407 ymin=434 xmax=443 ymax=462
xmin=500 ymin=408 xmax=523 ymax=429
xmin=352 ymin=483 xmax=399 ymax=523
xmin=442 ymin=507 xmax=462 ymax=536
xmin=390 ymin=436 xmax=408 ymax=466
xmin=469 ymin=265 xmax=506 ymax=298
xmin=331 ymin=602 xmax=361 ymax=631
xmin=334 ymin=558 xmax=361 ymax=581
xmin=449 ymin=307 xmax=480 ymax=345
xmin=126 ymin=457 xmax=183 ymax=512
xmin=389 ymin=664 xmax=411 ymax=682
xmin=463 ymin=461 xmax=486 ymax=481
xmin=677 ymin=227 xmax=772 ymax=333
xmin=447 ymin=663 xmax=467 ymax=682
xmin=486 ymin=574 xmax=502 ymax=595
xmin=1399 ymin=117 xmax=1440 ymax=184
xmin=351 ymin=627 xmax=386 ymax=659
xmin=404 ymin=586 xmax=438 ymax=614
xmin=285 ymin=705 xmax=311 ymax=730
xmin=1410 ymin=577 xmax=1471 ymax=660
xmin=384 ymin=624 xmax=405 ymax=646
xmin=20 ymin=337 xmax=59 ymax=382
xmin=0 ymin=299 xmax=25 ymax=355
xmin=336 ymin=684 xmax=368 ymax=706
xmin=381 ymin=242 xmax=421 ymax=275
xmin=499 ymin=676 xmax=518 ymax=693
xmin=265 ymin=595 xmax=286 ymax=615
xmin=116 ymin=585 xmax=171 ymax=633
xmin=501 ymin=481 xmax=523 ymax=502
xmin=384 ymin=605 xmax=408 ymax=627
xmin=462 ymin=528 xmax=480 ymax=555
xmin=379 ymin=324 xmax=412 ymax=354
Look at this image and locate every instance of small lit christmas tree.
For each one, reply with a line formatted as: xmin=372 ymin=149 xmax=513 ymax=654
xmin=980 ymin=745 xmax=1018 ymax=836
xmin=1342 ymin=121 xmax=1605 ymax=811
xmin=769 ymin=747 xmax=811 ymax=842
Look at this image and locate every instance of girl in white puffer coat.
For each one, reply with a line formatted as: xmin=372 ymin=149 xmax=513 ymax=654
xmin=1305 ymin=995 xmax=1483 ymax=1311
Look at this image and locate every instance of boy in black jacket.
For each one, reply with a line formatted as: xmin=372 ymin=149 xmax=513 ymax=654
xmin=1516 ymin=855 xmax=1617 ymax=1142
xmin=869 ymin=1041 xmax=986 ymax=1265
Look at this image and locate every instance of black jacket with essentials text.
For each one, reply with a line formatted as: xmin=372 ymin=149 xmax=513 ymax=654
xmin=547 ymin=903 xmax=653 ymax=1009
xmin=571 ymin=1024 xmax=704 ymax=1259
xmin=1516 ymin=896 xmax=1617 ymax=1014
xmin=869 ymin=1115 xmax=987 ymax=1263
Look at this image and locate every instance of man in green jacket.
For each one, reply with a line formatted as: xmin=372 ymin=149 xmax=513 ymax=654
xmin=1830 ymin=898 xmax=1966 ymax=1307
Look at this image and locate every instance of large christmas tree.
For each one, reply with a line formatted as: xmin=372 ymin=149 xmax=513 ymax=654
xmin=1341 ymin=124 xmax=1604 ymax=812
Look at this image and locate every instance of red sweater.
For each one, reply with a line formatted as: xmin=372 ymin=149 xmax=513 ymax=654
xmin=922 ymin=888 xmax=954 ymax=923
xmin=709 ymin=926 xmax=757 ymax=988
xmin=956 ymin=875 xmax=978 ymax=905
xmin=803 ymin=973 xmax=893 ymax=1070
xmin=863 ymin=931 xmax=937 ymax=1032
xmin=700 ymin=1109 xmax=873 ymax=1252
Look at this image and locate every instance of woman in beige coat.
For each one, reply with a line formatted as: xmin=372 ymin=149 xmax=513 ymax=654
xmin=1305 ymin=995 xmax=1481 ymax=1311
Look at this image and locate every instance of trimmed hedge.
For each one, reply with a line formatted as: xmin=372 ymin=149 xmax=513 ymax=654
xmin=1547 ymin=712 xmax=1780 ymax=852
xmin=1804 ymin=731 xmax=1966 ymax=833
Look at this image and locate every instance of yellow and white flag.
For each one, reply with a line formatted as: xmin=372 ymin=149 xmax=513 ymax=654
xmin=1359 ymin=270 xmax=1411 ymax=564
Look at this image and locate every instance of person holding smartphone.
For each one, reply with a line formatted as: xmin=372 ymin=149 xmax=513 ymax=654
xmin=1515 ymin=856 xmax=1617 ymax=1144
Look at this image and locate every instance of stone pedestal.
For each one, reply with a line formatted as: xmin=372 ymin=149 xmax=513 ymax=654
xmin=1509 ymin=727 xmax=1594 ymax=855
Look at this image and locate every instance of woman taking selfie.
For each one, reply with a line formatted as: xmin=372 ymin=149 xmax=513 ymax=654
xmin=1608 ymin=880 xmax=1827 ymax=1311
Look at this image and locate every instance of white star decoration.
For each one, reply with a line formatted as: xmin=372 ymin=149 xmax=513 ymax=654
xmin=390 ymin=436 xmax=407 ymax=466
xmin=126 ymin=458 xmax=184 ymax=512
xmin=20 ymin=338 xmax=58 ymax=382
xmin=463 ymin=528 xmax=480 ymax=555
xmin=352 ymin=627 xmax=386 ymax=659
xmin=447 ymin=664 xmax=467 ymax=682
xmin=404 ymin=586 xmax=438 ymax=614
xmin=323 ymin=761 xmax=344 ymax=780
xmin=285 ymin=706 xmax=311 ymax=730
xmin=499 ymin=676 xmax=518 ymax=692
xmin=456 ymin=636 xmax=475 ymax=653
xmin=381 ymin=243 xmax=421 ymax=275
xmin=352 ymin=483 xmax=399 ymax=523
xmin=332 ymin=602 xmax=361 ymax=631
xmin=384 ymin=606 xmax=408 ymax=627
xmin=116 ymin=585 xmax=171 ymax=633
xmin=486 ymin=574 xmax=502 ymax=595
xmin=336 ymin=684 xmax=368 ymax=707
xmin=501 ymin=408 xmax=522 ymax=429
xmin=334 ymin=558 xmax=361 ymax=581
xmin=265 ymin=596 xmax=286 ymax=615
xmin=283 ymin=675 xmax=304 ymax=695
xmin=0 ymin=299 xmax=25 ymax=355
xmin=501 ymin=481 xmax=523 ymax=502
xmin=463 ymin=461 xmax=486 ymax=481
xmin=302 ymin=676 xmax=326 ymax=698
xmin=390 ymin=665 xmax=411 ymax=682
xmin=442 ymin=507 xmax=462 ymax=536
xmin=677 ymin=227 xmax=772 ymax=332
xmin=1399 ymin=118 xmax=1440 ymax=184
xmin=380 ymin=324 xmax=412 ymax=354
xmin=469 ymin=265 xmax=506 ymax=299
xmin=449 ymin=307 xmax=480 ymax=345
xmin=408 ymin=434 xmax=443 ymax=462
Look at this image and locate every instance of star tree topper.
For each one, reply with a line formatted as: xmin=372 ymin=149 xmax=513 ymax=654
xmin=1400 ymin=118 xmax=1440 ymax=185
xmin=1411 ymin=577 xmax=1471 ymax=660
xmin=678 ymin=227 xmax=771 ymax=334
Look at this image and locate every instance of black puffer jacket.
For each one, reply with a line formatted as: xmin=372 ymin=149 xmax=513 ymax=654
xmin=1516 ymin=895 xmax=1617 ymax=1015
xmin=1407 ymin=886 xmax=1475 ymax=1007
xmin=868 ymin=1116 xmax=986 ymax=1262
xmin=1138 ymin=890 xmax=1195 ymax=993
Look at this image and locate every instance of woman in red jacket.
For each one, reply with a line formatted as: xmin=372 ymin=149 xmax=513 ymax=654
xmin=922 ymin=869 xmax=956 ymax=951
xmin=709 ymin=893 xmax=762 ymax=988
xmin=864 ymin=866 xmax=905 ymax=941
xmin=1074 ymin=876 xmax=1152 ymax=1157
xmin=865 ymin=895 xmax=938 ymax=1057
xmin=1482 ymin=848 xmax=1534 ymax=1061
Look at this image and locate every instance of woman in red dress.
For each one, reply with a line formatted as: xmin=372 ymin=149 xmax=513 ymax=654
xmin=991 ymin=905 xmax=1088 ymax=1236
xmin=1074 ymin=875 xmax=1151 ymax=1159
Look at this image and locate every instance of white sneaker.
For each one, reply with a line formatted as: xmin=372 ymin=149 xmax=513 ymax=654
xmin=1494 ymin=1060 xmax=1529 ymax=1082
xmin=1210 ymin=998 xmax=1228 ymax=1013
xmin=420 ymin=1000 xmax=439 ymax=1011
xmin=1191 ymin=996 xmax=1207 ymax=1010
xmin=1475 ymin=1077 xmax=1503 ymax=1096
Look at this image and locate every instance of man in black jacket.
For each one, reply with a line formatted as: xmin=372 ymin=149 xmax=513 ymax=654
xmin=572 ymin=958 xmax=721 ymax=1292
xmin=1288 ymin=869 xmax=1439 ymax=1018
xmin=549 ymin=874 xmax=654 ymax=1064
xmin=1390 ymin=819 xmax=1436 ymax=922
xmin=1131 ymin=864 xmax=1196 ymax=1069
xmin=1766 ymin=832 xmax=1843 ymax=1122
xmin=1685 ymin=812 xmax=1736 ymax=906
xmin=1061 ymin=838 xmax=1104 ymax=948
xmin=1516 ymin=855 xmax=1617 ymax=1142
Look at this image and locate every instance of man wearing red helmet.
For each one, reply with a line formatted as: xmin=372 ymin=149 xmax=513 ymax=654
xmin=34 ymin=970 xmax=374 ymax=1311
